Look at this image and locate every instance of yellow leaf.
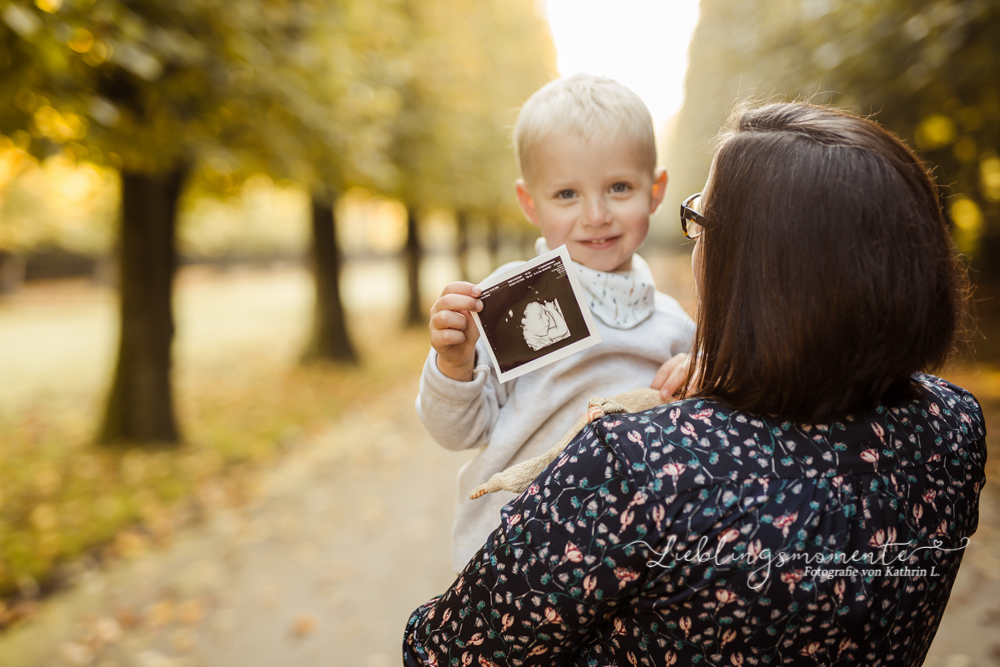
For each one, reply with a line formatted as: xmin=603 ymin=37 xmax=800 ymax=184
xmin=34 ymin=0 xmax=61 ymax=13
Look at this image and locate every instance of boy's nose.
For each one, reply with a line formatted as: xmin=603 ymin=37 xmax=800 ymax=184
xmin=583 ymin=197 xmax=611 ymax=226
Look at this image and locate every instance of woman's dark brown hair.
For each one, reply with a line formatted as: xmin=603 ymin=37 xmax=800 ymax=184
xmin=688 ymin=101 xmax=969 ymax=423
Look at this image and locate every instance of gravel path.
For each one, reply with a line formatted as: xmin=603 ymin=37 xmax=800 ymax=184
xmin=1 ymin=377 xmax=997 ymax=667
xmin=0 ymin=381 xmax=471 ymax=667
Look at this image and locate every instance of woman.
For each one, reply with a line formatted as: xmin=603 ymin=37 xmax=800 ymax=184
xmin=403 ymin=102 xmax=986 ymax=667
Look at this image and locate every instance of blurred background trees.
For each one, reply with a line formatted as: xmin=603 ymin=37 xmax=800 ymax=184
xmin=666 ymin=0 xmax=999 ymax=273
xmin=1 ymin=0 xmax=997 ymax=443
xmin=0 ymin=0 xmax=553 ymax=445
xmin=375 ymin=0 xmax=551 ymax=326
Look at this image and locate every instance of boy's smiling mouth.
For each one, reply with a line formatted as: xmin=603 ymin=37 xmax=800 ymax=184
xmin=579 ymin=236 xmax=620 ymax=248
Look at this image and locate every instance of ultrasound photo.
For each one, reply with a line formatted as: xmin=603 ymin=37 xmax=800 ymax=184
xmin=472 ymin=245 xmax=601 ymax=383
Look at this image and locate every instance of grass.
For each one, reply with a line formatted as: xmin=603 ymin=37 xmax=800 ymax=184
xmin=0 ymin=266 xmax=430 ymax=624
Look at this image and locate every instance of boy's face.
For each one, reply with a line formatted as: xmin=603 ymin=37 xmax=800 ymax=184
xmin=515 ymin=131 xmax=667 ymax=273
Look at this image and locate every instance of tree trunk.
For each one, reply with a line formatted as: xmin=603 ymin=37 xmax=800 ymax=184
xmin=455 ymin=209 xmax=470 ymax=283
xmin=98 ymin=169 xmax=184 ymax=446
xmin=486 ymin=216 xmax=500 ymax=272
xmin=0 ymin=251 xmax=25 ymax=295
xmin=404 ymin=205 xmax=423 ymax=327
xmin=302 ymin=189 xmax=357 ymax=363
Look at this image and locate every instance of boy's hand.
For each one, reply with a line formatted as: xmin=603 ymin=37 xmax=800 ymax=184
xmin=651 ymin=353 xmax=693 ymax=400
xmin=429 ymin=282 xmax=483 ymax=382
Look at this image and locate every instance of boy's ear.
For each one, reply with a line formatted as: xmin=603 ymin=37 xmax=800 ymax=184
xmin=515 ymin=180 xmax=540 ymax=227
xmin=650 ymin=168 xmax=668 ymax=214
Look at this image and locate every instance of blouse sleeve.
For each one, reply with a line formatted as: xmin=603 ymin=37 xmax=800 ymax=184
xmin=403 ymin=423 xmax=659 ymax=666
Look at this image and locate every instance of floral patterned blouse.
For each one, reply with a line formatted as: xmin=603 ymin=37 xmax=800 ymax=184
xmin=403 ymin=374 xmax=986 ymax=667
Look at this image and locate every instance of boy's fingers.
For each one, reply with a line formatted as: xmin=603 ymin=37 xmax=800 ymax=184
xmin=463 ymin=312 xmax=480 ymax=341
xmin=440 ymin=281 xmax=482 ymax=298
xmin=660 ymin=366 xmax=686 ymax=399
xmin=432 ymin=328 xmax=468 ymax=347
xmin=650 ymin=354 xmax=684 ymax=389
xmin=650 ymin=364 xmax=672 ymax=391
xmin=430 ymin=309 xmax=470 ymax=332
xmin=652 ymin=353 xmax=691 ymax=399
xmin=431 ymin=293 xmax=483 ymax=316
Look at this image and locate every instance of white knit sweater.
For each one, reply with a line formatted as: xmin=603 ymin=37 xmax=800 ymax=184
xmin=415 ymin=253 xmax=695 ymax=571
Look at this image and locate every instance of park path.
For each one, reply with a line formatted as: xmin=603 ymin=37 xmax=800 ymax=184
xmin=0 ymin=371 xmax=997 ymax=667
xmin=0 ymin=378 xmax=471 ymax=667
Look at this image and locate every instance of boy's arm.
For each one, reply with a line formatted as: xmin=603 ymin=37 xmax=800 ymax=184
xmin=415 ymin=343 xmax=512 ymax=451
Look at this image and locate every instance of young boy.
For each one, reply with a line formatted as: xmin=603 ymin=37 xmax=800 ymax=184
xmin=417 ymin=73 xmax=695 ymax=571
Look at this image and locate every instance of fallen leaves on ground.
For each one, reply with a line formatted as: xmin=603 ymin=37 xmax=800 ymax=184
xmin=0 ymin=309 xmax=429 ymax=629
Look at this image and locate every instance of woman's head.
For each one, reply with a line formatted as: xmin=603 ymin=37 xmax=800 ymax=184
xmin=689 ymin=101 xmax=968 ymax=423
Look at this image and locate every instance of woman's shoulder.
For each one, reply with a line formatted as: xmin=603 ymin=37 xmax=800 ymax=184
xmin=584 ymin=375 xmax=985 ymax=495
xmin=913 ymin=372 xmax=985 ymax=425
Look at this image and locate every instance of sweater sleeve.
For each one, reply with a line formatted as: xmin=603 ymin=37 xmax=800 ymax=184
xmin=415 ymin=344 xmax=513 ymax=451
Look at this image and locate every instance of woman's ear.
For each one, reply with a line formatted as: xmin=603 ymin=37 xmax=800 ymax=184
xmin=515 ymin=180 xmax=540 ymax=226
xmin=650 ymin=168 xmax=668 ymax=214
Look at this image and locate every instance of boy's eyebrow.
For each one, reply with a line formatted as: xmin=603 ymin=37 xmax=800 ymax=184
xmin=603 ymin=171 xmax=644 ymax=181
xmin=547 ymin=175 xmax=639 ymax=190
xmin=540 ymin=168 xmax=647 ymax=191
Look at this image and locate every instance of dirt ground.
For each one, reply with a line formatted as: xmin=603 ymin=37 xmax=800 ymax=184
xmin=0 ymin=257 xmax=998 ymax=666
xmin=0 ymin=377 xmax=471 ymax=667
xmin=0 ymin=373 xmax=996 ymax=667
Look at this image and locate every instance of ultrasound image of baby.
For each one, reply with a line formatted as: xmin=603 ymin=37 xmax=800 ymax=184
xmin=472 ymin=246 xmax=601 ymax=381
xmin=520 ymin=299 xmax=571 ymax=351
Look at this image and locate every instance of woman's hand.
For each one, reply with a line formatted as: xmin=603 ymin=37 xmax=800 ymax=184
xmin=651 ymin=353 xmax=693 ymax=400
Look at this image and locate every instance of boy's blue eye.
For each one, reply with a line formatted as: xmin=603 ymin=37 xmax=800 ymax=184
xmin=611 ymin=182 xmax=631 ymax=193
xmin=556 ymin=189 xmax=576 ymax=199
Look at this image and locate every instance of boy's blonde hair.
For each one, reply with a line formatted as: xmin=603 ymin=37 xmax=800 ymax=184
xmin=514 ymin=73 xmax=657 ymax=182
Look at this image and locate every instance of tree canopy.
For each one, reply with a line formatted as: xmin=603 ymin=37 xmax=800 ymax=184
xmin=1 ymin=0 xmax=554 ymax=247
xmin=0 ymin=0 xmax=556 ymax=442
xmin=666 ymin=0 xmax=999 ymax=265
